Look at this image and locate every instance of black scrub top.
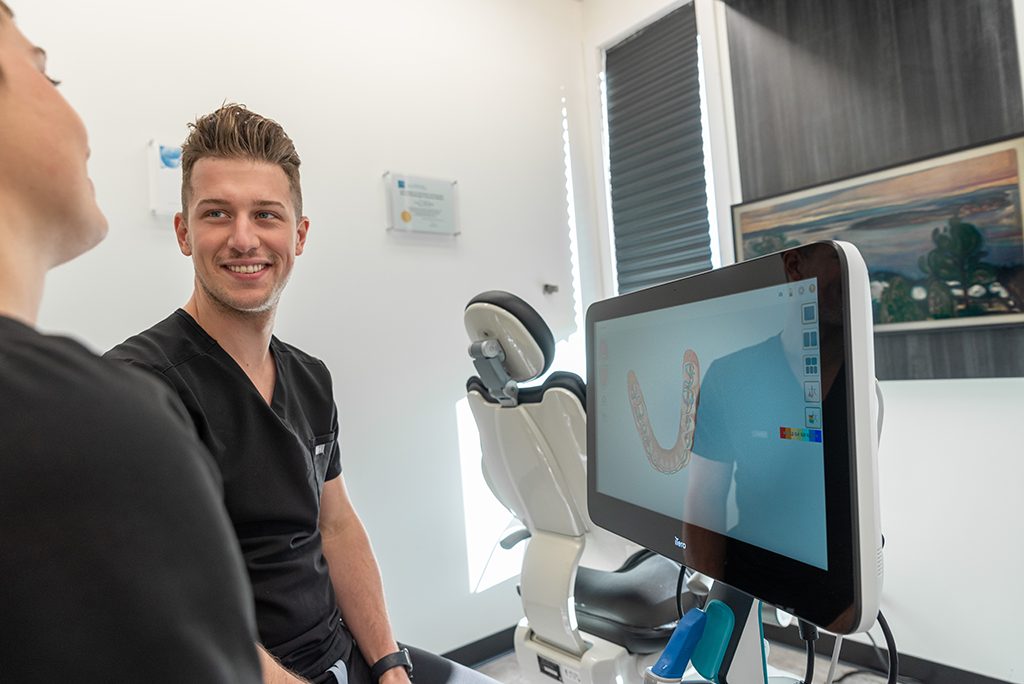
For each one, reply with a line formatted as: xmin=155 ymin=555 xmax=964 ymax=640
xmin=2 ymin=315 xmax=262 ymax=683
xmin=106 ymin=309 xmax=350 ymax=678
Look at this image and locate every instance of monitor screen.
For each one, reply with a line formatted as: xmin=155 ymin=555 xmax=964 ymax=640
xmin=586 ymin=241 xmax=881 ymax=634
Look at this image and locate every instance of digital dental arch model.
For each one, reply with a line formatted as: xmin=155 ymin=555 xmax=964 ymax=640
xmin=626 ymin=350 xmax=700 ymax=474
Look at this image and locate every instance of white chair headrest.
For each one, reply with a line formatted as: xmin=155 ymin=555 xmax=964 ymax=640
xmin=464 ymin=291 xmax=555 ymax=383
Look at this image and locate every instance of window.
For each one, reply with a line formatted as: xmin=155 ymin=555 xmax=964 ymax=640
xmin=603 ymin=2 xmax=714 ymax=294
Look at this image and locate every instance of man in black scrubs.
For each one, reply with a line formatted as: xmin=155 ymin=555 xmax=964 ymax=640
xmin=107 ymin=104 xmax=496 ymax=684
xmin=0 ymin=6 xmax=263 ymax=683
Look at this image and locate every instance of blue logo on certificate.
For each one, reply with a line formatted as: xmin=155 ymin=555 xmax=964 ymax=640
xmin=398 ymin=180 xmax=405 ymax=188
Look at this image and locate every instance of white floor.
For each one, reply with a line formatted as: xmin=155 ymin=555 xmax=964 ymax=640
xmin=475 ymin=641 xmax=890 ymax=684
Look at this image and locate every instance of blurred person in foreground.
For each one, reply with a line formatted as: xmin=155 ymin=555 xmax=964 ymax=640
xmin=0 ymin=4 xmax=263 ymax=681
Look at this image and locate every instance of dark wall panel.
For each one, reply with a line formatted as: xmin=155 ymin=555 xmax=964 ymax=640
xmin=725 ymin=0 xmax=1024 ymax=379
xmin=726 ymin=0 xmax=1023 ymax=202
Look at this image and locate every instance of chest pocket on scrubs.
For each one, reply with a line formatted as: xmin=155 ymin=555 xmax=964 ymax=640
xmin=309 ymin=432 xmax=336 ymax=494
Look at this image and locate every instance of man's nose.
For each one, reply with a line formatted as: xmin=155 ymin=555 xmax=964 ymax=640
xmin=227 ymin=217 xmax=260 ymax=253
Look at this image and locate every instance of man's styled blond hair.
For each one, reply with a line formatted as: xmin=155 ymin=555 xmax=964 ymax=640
xmin=180 ymin=103 xmax=303 ymax=219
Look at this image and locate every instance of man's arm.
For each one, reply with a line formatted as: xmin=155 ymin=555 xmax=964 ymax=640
xmin=258 ymin=644 xmax=313 ymax=684
xmin=319 ymin=475 xmax=411 ymax=684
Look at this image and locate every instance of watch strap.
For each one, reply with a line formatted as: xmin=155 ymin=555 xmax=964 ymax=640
xmin=370 ymin=648 xmax=413 ymax=681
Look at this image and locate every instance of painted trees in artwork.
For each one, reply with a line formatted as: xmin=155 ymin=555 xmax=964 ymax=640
xmin=878 ymin=275 xmax=924 ymax=323
xmin=918 ymin=216 xmax=997 ymax=316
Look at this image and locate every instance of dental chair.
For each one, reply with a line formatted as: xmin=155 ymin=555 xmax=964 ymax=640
xmin=464 ymin=291 xmax=690 ymax=684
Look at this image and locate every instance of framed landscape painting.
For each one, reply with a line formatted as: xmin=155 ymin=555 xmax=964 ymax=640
xmin=732 ymin=136 xmax=1024 ymax=331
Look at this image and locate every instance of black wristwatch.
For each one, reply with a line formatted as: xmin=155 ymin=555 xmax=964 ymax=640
xmin=370 ymin=648 xmax=413 ymax=682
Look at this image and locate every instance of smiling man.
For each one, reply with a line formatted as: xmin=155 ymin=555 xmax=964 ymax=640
xmin=106 ymin=105 xmax=495 ymax=684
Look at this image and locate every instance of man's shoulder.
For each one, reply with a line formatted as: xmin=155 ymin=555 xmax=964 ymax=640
xmin=271 ymin=337 xmax=336 ymax=403
xmin=271 ymin=336 xmax=328 ymax=370
xmin=0 ymin=315 xmax=202 ymax=452
xmin=2 ymin=315 xmax=159 ymax=401
xmin=105 ymin=309 xmax=216 ymax=373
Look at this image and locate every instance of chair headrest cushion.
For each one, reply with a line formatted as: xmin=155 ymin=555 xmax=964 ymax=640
xmin=465 ymin=291 xmax=555 ymax=382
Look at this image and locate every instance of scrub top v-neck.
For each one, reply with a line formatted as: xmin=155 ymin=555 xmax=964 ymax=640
xmin=106 ymin=309 xmax=350 ymax=676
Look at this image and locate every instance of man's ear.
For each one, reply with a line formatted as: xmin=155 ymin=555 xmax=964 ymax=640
xmin=174 ymin=212 xmax=193 ymax=257
xmin=295 ymin=217 xmax=310 ymax=256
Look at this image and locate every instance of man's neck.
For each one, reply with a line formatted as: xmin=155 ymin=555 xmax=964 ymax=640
xmin=183 ymin=287 xmax=278 ymax=403
xmin=0 ymin=217 xmax=49 ymax=327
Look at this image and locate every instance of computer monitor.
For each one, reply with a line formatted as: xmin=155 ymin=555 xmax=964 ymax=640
xmin=586 ymin=241 xmax=882 ymax=634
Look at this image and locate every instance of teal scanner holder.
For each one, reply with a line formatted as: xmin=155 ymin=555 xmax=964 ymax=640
xmin=690 ymin=583 xmax=768 ymax=684
xmin=647 ymin=581 xmax=806 ymax=684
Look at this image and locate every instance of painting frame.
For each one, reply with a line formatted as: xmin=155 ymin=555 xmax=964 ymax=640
xmin=731 ymin=135 xmax=1024 ymax=332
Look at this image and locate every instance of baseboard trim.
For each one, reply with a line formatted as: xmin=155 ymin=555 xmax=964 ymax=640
xmin=763 ymin=624 xmax=1012 ymax=684
xmin=442 ymin=625 xmax=517 ymax=668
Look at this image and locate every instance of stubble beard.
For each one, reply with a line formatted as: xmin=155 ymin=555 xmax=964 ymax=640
xmin=194 ymin=262 xmax=290 ymax=323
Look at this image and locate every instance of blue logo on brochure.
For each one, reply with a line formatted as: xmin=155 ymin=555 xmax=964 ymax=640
xmin=398 ymin=180 xmax=405 ymax=188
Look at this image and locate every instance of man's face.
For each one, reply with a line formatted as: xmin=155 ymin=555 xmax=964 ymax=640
xmin=175 ymin=158 xmax=308 ymax=317
xmin=0 ymin=17 xmax=107 ymax=263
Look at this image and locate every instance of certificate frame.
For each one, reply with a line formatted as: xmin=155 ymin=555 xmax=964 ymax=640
xmin=384 ymin=172 xmax=459 ymax=237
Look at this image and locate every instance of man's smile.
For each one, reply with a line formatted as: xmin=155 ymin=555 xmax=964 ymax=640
xmin=224 ymin=263 xmax=268 ymax=274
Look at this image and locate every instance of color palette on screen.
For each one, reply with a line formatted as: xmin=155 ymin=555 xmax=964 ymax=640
xmin=780 ymin=427 xmax=822 ymax=443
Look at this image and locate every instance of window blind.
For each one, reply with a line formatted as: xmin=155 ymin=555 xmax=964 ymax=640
xmin=605 ymin=2 xmax=712 ymax=294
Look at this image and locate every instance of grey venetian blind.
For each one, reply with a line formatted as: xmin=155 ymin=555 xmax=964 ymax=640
xmin=605 ymin=2 xmax=711 ymax=294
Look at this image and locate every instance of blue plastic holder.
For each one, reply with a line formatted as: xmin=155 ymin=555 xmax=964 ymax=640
xmin=651 ymin=608 xmax=708 ymax=679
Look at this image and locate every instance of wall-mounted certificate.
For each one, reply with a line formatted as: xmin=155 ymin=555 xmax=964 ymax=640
xmin=149 ymin=140 xmax=182 ymax=217
xmin=385 ymin=172 xmax=458 ymax=236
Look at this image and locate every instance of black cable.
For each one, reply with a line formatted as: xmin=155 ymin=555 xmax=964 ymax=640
xmin=802 ymin=642 xmax=815 ymax=684
xmin=675 ymin=564 xmax=686 ymax=619
xmin=797 ymin=620 xmax=818 ymax=684
xmin=877 ymin=611 xmax=899 ymax=684
xmin=831 ymin=611 xmax=913 ymax=684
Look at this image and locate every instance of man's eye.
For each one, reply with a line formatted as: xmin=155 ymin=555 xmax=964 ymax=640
xmin=47 ymin=76 xmax=62 ymax=87
xmin=206 ymin=210 xmax=225 ymax=218
xmin=256 ymin=211 xmax=274 ymax=220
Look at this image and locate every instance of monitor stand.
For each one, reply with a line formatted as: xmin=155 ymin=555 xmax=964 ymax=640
xmin=696 ymin=583 xmax=802 ymax=684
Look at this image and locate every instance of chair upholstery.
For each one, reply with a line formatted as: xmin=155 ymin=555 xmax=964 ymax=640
xmin=464 ymin=291 xmax=679 ymax=657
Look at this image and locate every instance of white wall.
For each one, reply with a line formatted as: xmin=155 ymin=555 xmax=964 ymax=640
xmin=872 ymin=378 xmax=1024 ymax=683
xmin=20 ymin=0 xmax=592 ymax=654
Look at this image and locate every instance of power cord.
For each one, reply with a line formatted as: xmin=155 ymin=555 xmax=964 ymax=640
xmin=797 ymin=620 xmax=818 ymax=684
xmin=829 ymin=610 xmax=917 ymax=684
xmin=676 ymin=564 xmax=687 ymax=620
xmin=878 ymin=612 xmax=899 ymax=684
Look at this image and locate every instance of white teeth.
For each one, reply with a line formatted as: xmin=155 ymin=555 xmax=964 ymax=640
xmin=227 ymin=264 xmax=267 ymax=274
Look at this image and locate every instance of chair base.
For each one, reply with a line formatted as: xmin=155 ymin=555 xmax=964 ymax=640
xmin=513 ymin=618 xmax=661 ymax=684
